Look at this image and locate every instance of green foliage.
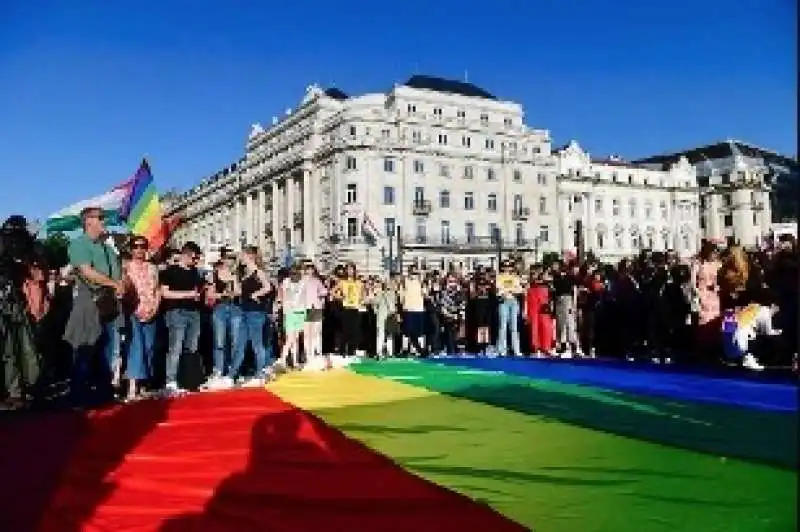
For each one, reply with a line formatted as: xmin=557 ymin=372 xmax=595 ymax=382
xmin=540 ymin=252 xmax=560 ymax=268
xmin=40 ymin=232 xmax=70 ymax=268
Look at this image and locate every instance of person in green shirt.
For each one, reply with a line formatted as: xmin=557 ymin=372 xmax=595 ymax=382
xmin=66 ymin=206 xmax=123 ymax=405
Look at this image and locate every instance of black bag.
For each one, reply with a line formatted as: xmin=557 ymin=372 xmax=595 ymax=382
xmin=91 ymin=243 xmax=120 ymax=321
xmin=177 ymin=351 xmax=205 ymax=391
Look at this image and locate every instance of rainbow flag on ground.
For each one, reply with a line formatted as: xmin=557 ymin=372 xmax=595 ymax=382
xmin=9 ymin=358 xmax=795 ymax=532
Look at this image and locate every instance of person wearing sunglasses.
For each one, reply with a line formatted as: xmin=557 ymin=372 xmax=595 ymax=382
xmin=64 ymin=206 xmax=124 ymax=406
xmin=159 ymin=241 xmax=204 ymax=395
xmin=122 ymin=236 xmax=160 ymax=400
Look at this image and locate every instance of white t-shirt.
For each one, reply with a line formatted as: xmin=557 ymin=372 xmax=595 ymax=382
xmin=281 ymin=278 xmax=306 ymax=313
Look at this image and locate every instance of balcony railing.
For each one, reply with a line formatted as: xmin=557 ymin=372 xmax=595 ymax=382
xmin=399 ymin=235 xmax=541 ymax=250
xmin=412 ymin=199 xmax=433 ymax=216
xmin=511 ymin=207 xmax=531 ymax=220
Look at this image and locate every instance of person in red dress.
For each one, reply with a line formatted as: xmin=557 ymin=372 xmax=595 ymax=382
xmin=525 ymin=269 xmax=555 ymax=356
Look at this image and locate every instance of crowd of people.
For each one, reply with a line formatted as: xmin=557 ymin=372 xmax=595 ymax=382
xmin=1 ymin=206 xmax=797 ymax=410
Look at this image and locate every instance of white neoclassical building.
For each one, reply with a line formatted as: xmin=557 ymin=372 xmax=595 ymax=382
xmin=553 ymin=141 xmax=700 ymax=262
xmin=168 ymin=75 xmax=705 ymax=271
xmin=633 ymin=140 xmax=798 ymax=248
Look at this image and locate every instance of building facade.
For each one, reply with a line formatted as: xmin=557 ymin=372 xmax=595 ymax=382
xmin=633 ymin=140 xmax=798 ymax=248
xmin=168 ymin=75 xmax=706 ymax=271
xmin=553 ymin=141 xmax=699 ymax=262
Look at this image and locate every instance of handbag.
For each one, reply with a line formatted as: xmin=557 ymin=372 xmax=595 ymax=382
xmin=92 ymin=244 xmax=120 ymax=321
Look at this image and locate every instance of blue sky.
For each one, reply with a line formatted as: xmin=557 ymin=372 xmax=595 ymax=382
xmin=1 ymin=0 xmax=796 ymax=222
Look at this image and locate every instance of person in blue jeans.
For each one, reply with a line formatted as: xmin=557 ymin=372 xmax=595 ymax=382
xmin=206 ymin=257 xmax=242 ymax=389
xmin=232 ymin=246 xmax=274 ymax=386
xmin=159 ymin=241 xmax=204 ymax=395
xmin=495 ymin=260 xmax=523 ymax=356
xmin=64 ymin=207 xmax=124 ymax=406
xmin=122 ymin=236 xmax=161 ymax=400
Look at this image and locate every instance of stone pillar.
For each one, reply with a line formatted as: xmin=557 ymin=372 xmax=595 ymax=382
xmin=558 ymin=194 xmax=571 ymax=254
xmin=271 ymin=181 xmax=280 ymax=251
xmin=257 ymin=187 xmax=266 ymax=252
xmin=234 ymin=199 xmax=242 ymax=250
xmin=286 ymin=174 xmax=295 ymax=253
xmin=582 ymin=192 xmax=593 ymax=253
xmin=303 ymin=169 xmax=315 ymax=257
xmin=245 ymin=193 xmax=254 ymax=245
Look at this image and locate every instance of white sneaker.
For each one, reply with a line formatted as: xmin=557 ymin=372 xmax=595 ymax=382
xmin=163 ymin=381 xmax=186 ymax=397
xmin=742 ymin=354 xmax=764 ymax=371
xmin=240 ymin=376 xmax=264 ymax=388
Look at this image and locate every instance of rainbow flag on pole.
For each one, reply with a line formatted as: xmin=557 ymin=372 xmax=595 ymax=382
xmin=118 ymin=159 xmax=176 ymax=250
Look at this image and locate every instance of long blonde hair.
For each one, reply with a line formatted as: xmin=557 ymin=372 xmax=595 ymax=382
xmin=720 ymin=245 xmax=749 ymax=294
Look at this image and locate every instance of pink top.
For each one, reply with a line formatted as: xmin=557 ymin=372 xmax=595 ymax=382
xmin=302 ymin=276 xmax=328 ymax=310
xmin=126 ymin=260 xmax=160 ymax=322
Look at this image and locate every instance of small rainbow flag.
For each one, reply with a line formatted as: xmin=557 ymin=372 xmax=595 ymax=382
xmin=119 ymin=160 xmax=175 ymax=250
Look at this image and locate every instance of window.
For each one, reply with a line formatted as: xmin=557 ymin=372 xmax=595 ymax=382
xmin=346 ymin=217 xmax=358 ymax=237
xmin=538 ymin=196 xmax=547 ymax=215
xmin=485 ymin=138 xmax=495 ymax=149
xmin=439 ymin=164 xmax=450 ymax=178
xmin=594 ymin=198 xmax=603 ymax=214
xmin=614 ymin=228 xmax=624 ymax=248
xmin=487 ymin=193 xmax=497 ymax=211
xmin=461 ymin=136 xmax=471 ymax=147
xmin=383 ymin=158 xmax=395 ymax=173
xmin=407 ymin=104 xmax=416 ymax=114
xmin=537 ymin=173 xmax=547 ymax=185
xmin=724 ymin=214 xmax=733 ymax=227
xmin=383 ymin=186 xmax=395 ymax=205
xmin=629 ymin=199 xmax=637 ymax=217
xmin=660 ymin=200 xmax=668 ymax=219
xmin=465 ymin=222 xmax=476 ymax=243
xmin=348 ymin=126 xmax=356 ymax=137
xmin=345 ymin=156 xmax=357 ymax=171
xmin=480 ymin=113 xmax=489 ymax=125
xmin=464 ymin=192 xmax=475 ymax=210
xmin=438 ymin=134 xmax=448 ymax=145
xmin=381 ymin=129 xmax=390 ymax=138
xmin=538 ymin=225 xmax=549 ymax=243
xmin=513 ymin=169 xmax=522 ymax=182
xmin=513 ymin=194 xmax=523 ymax=211
xmin=612 ymin=199 xmax=620 ymax=216
xmin=628 ymin=174 xmax=634 ymax=184
xmin=487 ymin=168 xmax=496 ymax=180
xmin=597 ymin=231 xmax=605 ymax=249
xmin=413 ymin=160 xmax=424 ymax=173
xmin=644 ymin=201 xmax=653 ymax=219
xmin=346 ymin=183 xmax=357 ymax=204
xmin=532 ymin=146 xmax=541 ymax=154
xmin=441 ymin=220 xmax=451 ymax=244
xmin=504 ymin=117 xmax=513 ymax=127
xmin=433 ymin=107 xmax=442 ymax=117
xmin=439 ymin=190 xmax=450 ymax=208
xmin=384 ymin=217 xmax=396 ymax=237
xmin=489 ymin=223 xmax=499 ymax=243
xmin=414 ymin=186 xmax=425 ymax=202
xmin=515 ymin=223 xmax=525 ymax=245
xmin=457 ymin=110 xmax=466 ymax=120
xmin=411 ymin=130 xmax=422 ymax=143
xmin=415 ymin=218 xmax=427 ymax=243
xmin=464 ymin=166 xmax=474 ymax=179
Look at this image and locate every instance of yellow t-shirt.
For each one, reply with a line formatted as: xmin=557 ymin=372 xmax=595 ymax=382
xmin=339 ymin=279 xmax=363 ymax=310
xmin=402 ymin=278 xmax=425 ymax=312
xmin=496 ymin=274 xmax=521 ymax=299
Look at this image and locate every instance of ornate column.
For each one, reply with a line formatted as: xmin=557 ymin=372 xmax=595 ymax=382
xmin=245 ymin=192 xmax=254 ymax=245
xmin=257 ymin=187 xmax=266 ymax=252
xmin=286 ymin=174 xmax=295 ymax=253
xmin=233 ymin=198 xmax=242 ymax=250
xmin=271 ymin=181 xmax=280 ymax=251
xmin=303 ymin=169 xmax=315 ymax=257
xmin=558 ymin=194 xmax=571 ymax=254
